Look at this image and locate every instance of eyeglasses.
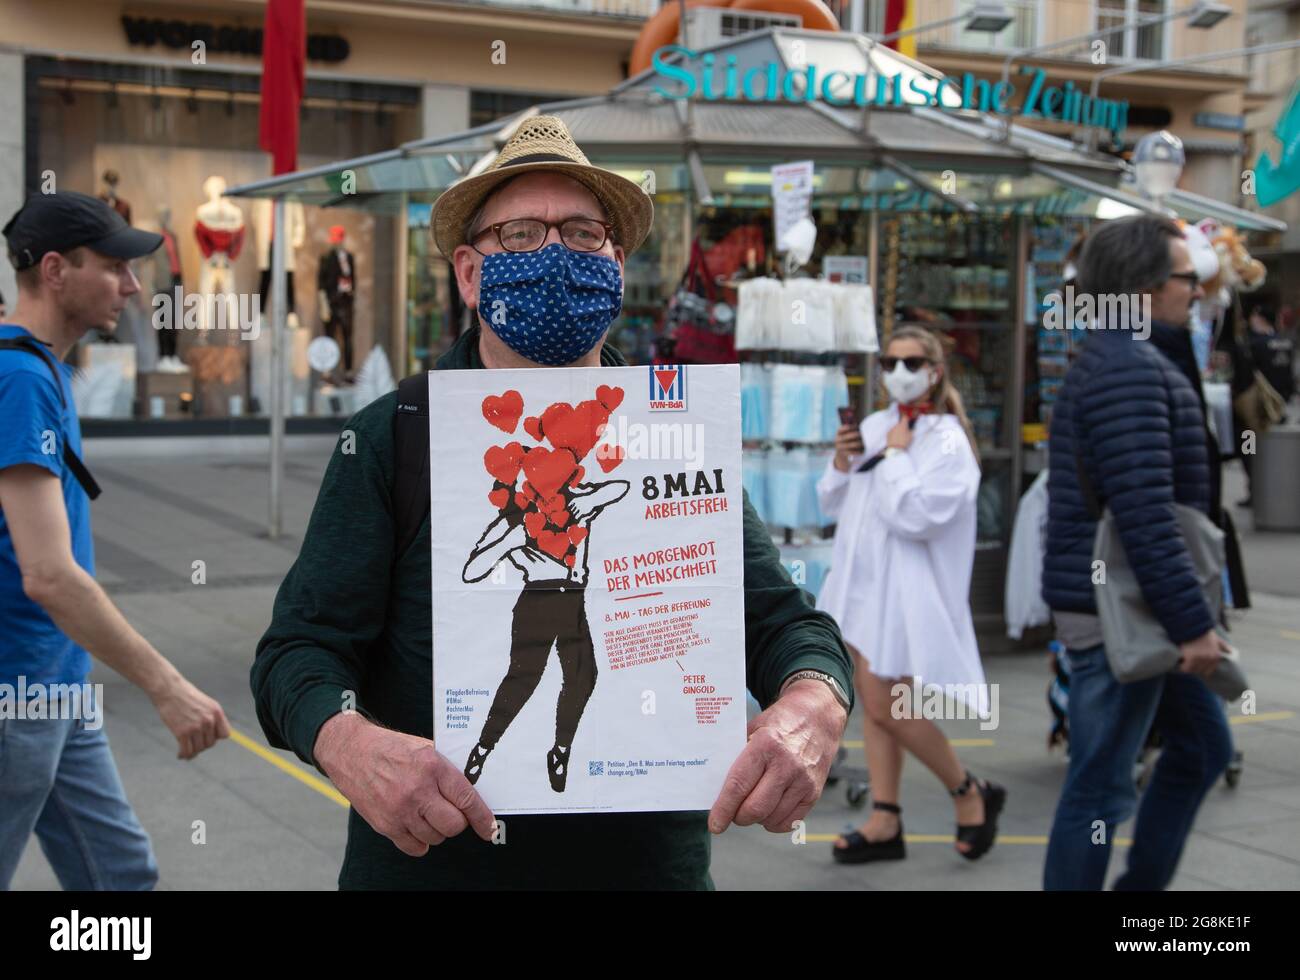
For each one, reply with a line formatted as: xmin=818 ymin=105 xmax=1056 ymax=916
xmin=880 ymin=355 xmax=933 ymax=372
xmin=470 ymin=217 xmax=614 ymax=254
xmin=1167 ymin=272 xmax=1200 ymax=287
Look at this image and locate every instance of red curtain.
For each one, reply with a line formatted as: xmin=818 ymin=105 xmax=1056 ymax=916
xmin=259 ymin=0 xmax=305 ymax=175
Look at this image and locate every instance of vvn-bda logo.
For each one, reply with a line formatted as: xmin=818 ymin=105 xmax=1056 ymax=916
xmin=648 ymin=364 xmax=687 ymax=411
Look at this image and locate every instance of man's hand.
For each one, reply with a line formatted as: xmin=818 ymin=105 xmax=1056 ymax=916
xmin=885 ymin=418 xmax=913 ymax=450
xmin=708 ymin=679 xmax=847 ymax=835
xmin=314 ymin=713 xmax=496 ymax=857
xmin=150 ymin=675 xmax=230 ymax=759
xmin=1178 ymin=629 xmax=1229 ymax=678
xmin=832 ymin=424 xmax=865 ymax=472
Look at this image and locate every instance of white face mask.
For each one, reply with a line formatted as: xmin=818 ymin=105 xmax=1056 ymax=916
xmin=882 ymin=362 xmax=934 ymax=405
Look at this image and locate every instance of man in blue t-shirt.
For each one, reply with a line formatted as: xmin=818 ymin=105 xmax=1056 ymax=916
xmin=0 ymin=192 xmax=229 ymax=891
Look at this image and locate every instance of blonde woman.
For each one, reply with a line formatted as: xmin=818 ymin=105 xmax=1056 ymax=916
xmin=819 ymin=326 xmax=1006 ymax=864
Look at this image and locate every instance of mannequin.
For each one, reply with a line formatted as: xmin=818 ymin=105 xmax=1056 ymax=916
xmin=253 ymin=197 xmax=305 ymax=322
xmin=149 ymin=206 xmax=186 ymax=372
xmin=317 ymin=225 xmax=356 ymax=377
xmin=99 ymin=169 xmax=132 ymax=224
xmin=194 ymin=175 xmax=245 ymax=335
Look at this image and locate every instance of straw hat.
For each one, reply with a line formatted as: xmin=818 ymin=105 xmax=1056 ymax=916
xmin=432 ymin=114 xmax=654 ymax=257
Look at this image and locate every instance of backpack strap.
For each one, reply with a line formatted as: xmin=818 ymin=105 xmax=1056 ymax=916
xmin=392 ymin=372 xmax=431 ymax=563
xmin=0 ymin=337 xmax=102 ymax=500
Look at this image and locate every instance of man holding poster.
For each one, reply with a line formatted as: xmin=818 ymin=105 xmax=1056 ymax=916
xmin=252 ymin=116 xmax=852 ymax=890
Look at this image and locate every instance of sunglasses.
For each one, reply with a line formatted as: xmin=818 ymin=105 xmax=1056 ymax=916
xmin=1166 ymin=272 xmax=1200 ymax=286
xmin=880 ymin=355 xmax=933 ymax=372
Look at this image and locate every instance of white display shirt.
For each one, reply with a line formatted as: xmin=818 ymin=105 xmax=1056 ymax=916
xmin=815 ymin=404 xmax=988 ymax=712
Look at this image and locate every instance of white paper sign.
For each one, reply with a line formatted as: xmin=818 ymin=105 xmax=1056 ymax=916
xmin=771 ymin=160 xmax=814 ymax=252
xmin=430 ymin=364 xmax=746 ymax=815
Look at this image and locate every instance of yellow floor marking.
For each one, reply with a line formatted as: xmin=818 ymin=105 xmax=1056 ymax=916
xmin=841 ymin=738 xmax=995 ymax=749
xmin=1280 ymin=630 xmax=1300 ymax=642
xmin=809 ymin=833 xmax=1132 ymax=847
xmin=1229 ymin=710 xmax=1295 ymax=725
xmin=228 ymin=726 xmax=349 ymax=809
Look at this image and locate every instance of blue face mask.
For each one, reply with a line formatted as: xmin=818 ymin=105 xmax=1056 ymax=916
xmin=477 ymin=242 xmax=623 ymax=366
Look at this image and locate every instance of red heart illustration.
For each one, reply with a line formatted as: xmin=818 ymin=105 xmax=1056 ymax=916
xmin=542 ymin=400 xmax=608 ymax=462
xmin=596 ymin=444 xmax=625 ymax=474
xmin=523 ymin=510 xmax=546 ymax=541
xmin=567 ymin=525 xmax=588 ymax=546
xmin=514 ymin=492 xmax=529 ymax=509
xmin=483 ymin=442 xmax=525 ymax=485
xmin=488 ymin=488 xmax=509 ymax=509
xmin=522 ymin=416 xmax=543 ymax=442
xmin=482 ymin=390 xmax=523 ymax=434
xmin=596 ymin=385 xmax=624 ymax=411
xmin=550 ymin=508 xmax=571 ymax=530
xmin=563 ymin=553 xmax=576 ymax=568
xmin=522 ymin=446 xmax=578 ymax=499
xmin=536 ymin=528 xmax=570 ymax=561
xmin=567 ymin=465 xmax=586 ymax=487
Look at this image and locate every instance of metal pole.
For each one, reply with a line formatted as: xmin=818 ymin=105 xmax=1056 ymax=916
xmin=268 ymin=196 xmax=287 ymax=539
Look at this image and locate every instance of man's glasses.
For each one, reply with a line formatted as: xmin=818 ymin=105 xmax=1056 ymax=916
xmin=471 ymin=218 xmax=613 ymax=254
xmin=1167 ymin=271 xmax=1200 ymax=286
xmin=880 ymin=355 xmax=933 ymax=372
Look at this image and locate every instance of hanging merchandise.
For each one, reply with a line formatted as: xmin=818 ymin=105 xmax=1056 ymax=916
xmin=1006 ymin=469 xmax=1051 ymax=640
xmin=833 ymin=283 xmax=879 ymax=353
xmin=704 ymin=224 xmax=766 ymax=282
xmin=735 ymin=277 xmax=782 ymax=350
xmin=740 ymin=361 xmax=772 ymax=441
xmin=779 ymin=279 xmax=836 ymax=353
xmin=662 ymin=238 xmax=736 ymax=364
xmin=769 ymin=364 xmax=820 ymax=442
xmin=819 ymin=368 xmax=849 ymax=443
xmin=741 ymin=447 xmax=769 ymax=523
xmin=736 ymin=278 xmax=877 ymax=353
xmin=766 ymin=446 xmax=822 ymax=529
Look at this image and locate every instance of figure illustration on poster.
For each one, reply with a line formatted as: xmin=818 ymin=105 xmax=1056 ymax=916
xmin=459 ymin=385 xmax=629 ymax=792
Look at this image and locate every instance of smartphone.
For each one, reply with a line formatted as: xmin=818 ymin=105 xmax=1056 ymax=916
xmin=838 ymin=406 xmax=857 ymax=428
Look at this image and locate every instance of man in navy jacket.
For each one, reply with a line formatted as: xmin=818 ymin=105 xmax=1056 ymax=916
xmin=1042 ymin=215 xmax=1233 ymax=891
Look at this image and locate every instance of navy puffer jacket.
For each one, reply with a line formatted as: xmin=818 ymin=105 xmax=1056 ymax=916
xmin=1043 ymin=320 xmax=1215 ymax=645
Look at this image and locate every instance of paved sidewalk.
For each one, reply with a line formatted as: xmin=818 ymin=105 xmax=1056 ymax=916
xmin=11 ymin=439 xmax=1299 ymax=890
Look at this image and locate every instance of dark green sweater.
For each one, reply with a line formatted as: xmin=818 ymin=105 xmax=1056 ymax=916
xmin=251 ymin=326 xmax=852 ymax=890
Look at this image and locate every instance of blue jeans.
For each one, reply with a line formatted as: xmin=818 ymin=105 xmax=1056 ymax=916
xmin=0 ymin=705 xmax=158 ymax=890
xmin=1043 ymin=644 xmax=1232 ymax=891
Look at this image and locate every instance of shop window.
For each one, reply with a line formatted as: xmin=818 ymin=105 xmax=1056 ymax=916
xmin=31 ymin=59 xmax=417 ymax=423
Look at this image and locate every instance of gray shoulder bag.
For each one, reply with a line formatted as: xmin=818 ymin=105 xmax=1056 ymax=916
xmin=1073 ymin=445 xmax=1248 ymax=701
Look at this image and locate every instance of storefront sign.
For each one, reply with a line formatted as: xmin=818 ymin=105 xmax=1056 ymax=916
xmin=121 ymin=16 xmax=350 ymax=62
xmin=652 ymin=46 xmax=1129 ymax=137
xmin=1192 ymin=112 xmax=1245 ymax=132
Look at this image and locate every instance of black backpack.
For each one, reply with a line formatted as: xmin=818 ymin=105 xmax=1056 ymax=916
xmin=0 ymin=336 xmax=102 ymax=500
xmin=392 ymin=372 xmax=430 ymax=560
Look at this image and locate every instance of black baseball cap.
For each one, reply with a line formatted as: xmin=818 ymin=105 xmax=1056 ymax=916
xmin=3 ymin=191 xmax=163 ymax=271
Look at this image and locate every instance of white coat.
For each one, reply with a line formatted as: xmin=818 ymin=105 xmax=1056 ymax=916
xmin=816 ymin=405 xmax=987 ymax=711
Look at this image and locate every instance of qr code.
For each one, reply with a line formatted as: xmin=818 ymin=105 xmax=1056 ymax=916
xmin=588 ymin=761 xmax=604 ymax=776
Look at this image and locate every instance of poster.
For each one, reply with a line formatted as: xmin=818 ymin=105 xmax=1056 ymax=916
xmin=771 ymin=159 xmax=814 ymax=252
xmin=430 ymin=364 xmax=746 ymax=815
xmin=823 ymin=255 xmax=869 ymax=285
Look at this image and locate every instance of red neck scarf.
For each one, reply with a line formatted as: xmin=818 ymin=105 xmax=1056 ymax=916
xmin=898 ymin=401 xmax=933 ymax=424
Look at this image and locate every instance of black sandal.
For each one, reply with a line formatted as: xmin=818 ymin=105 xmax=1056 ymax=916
xmin=831 ymin=802 xmax=906 ymax=864
xmin=951 ymin=770 xmax=1006 ymax=862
